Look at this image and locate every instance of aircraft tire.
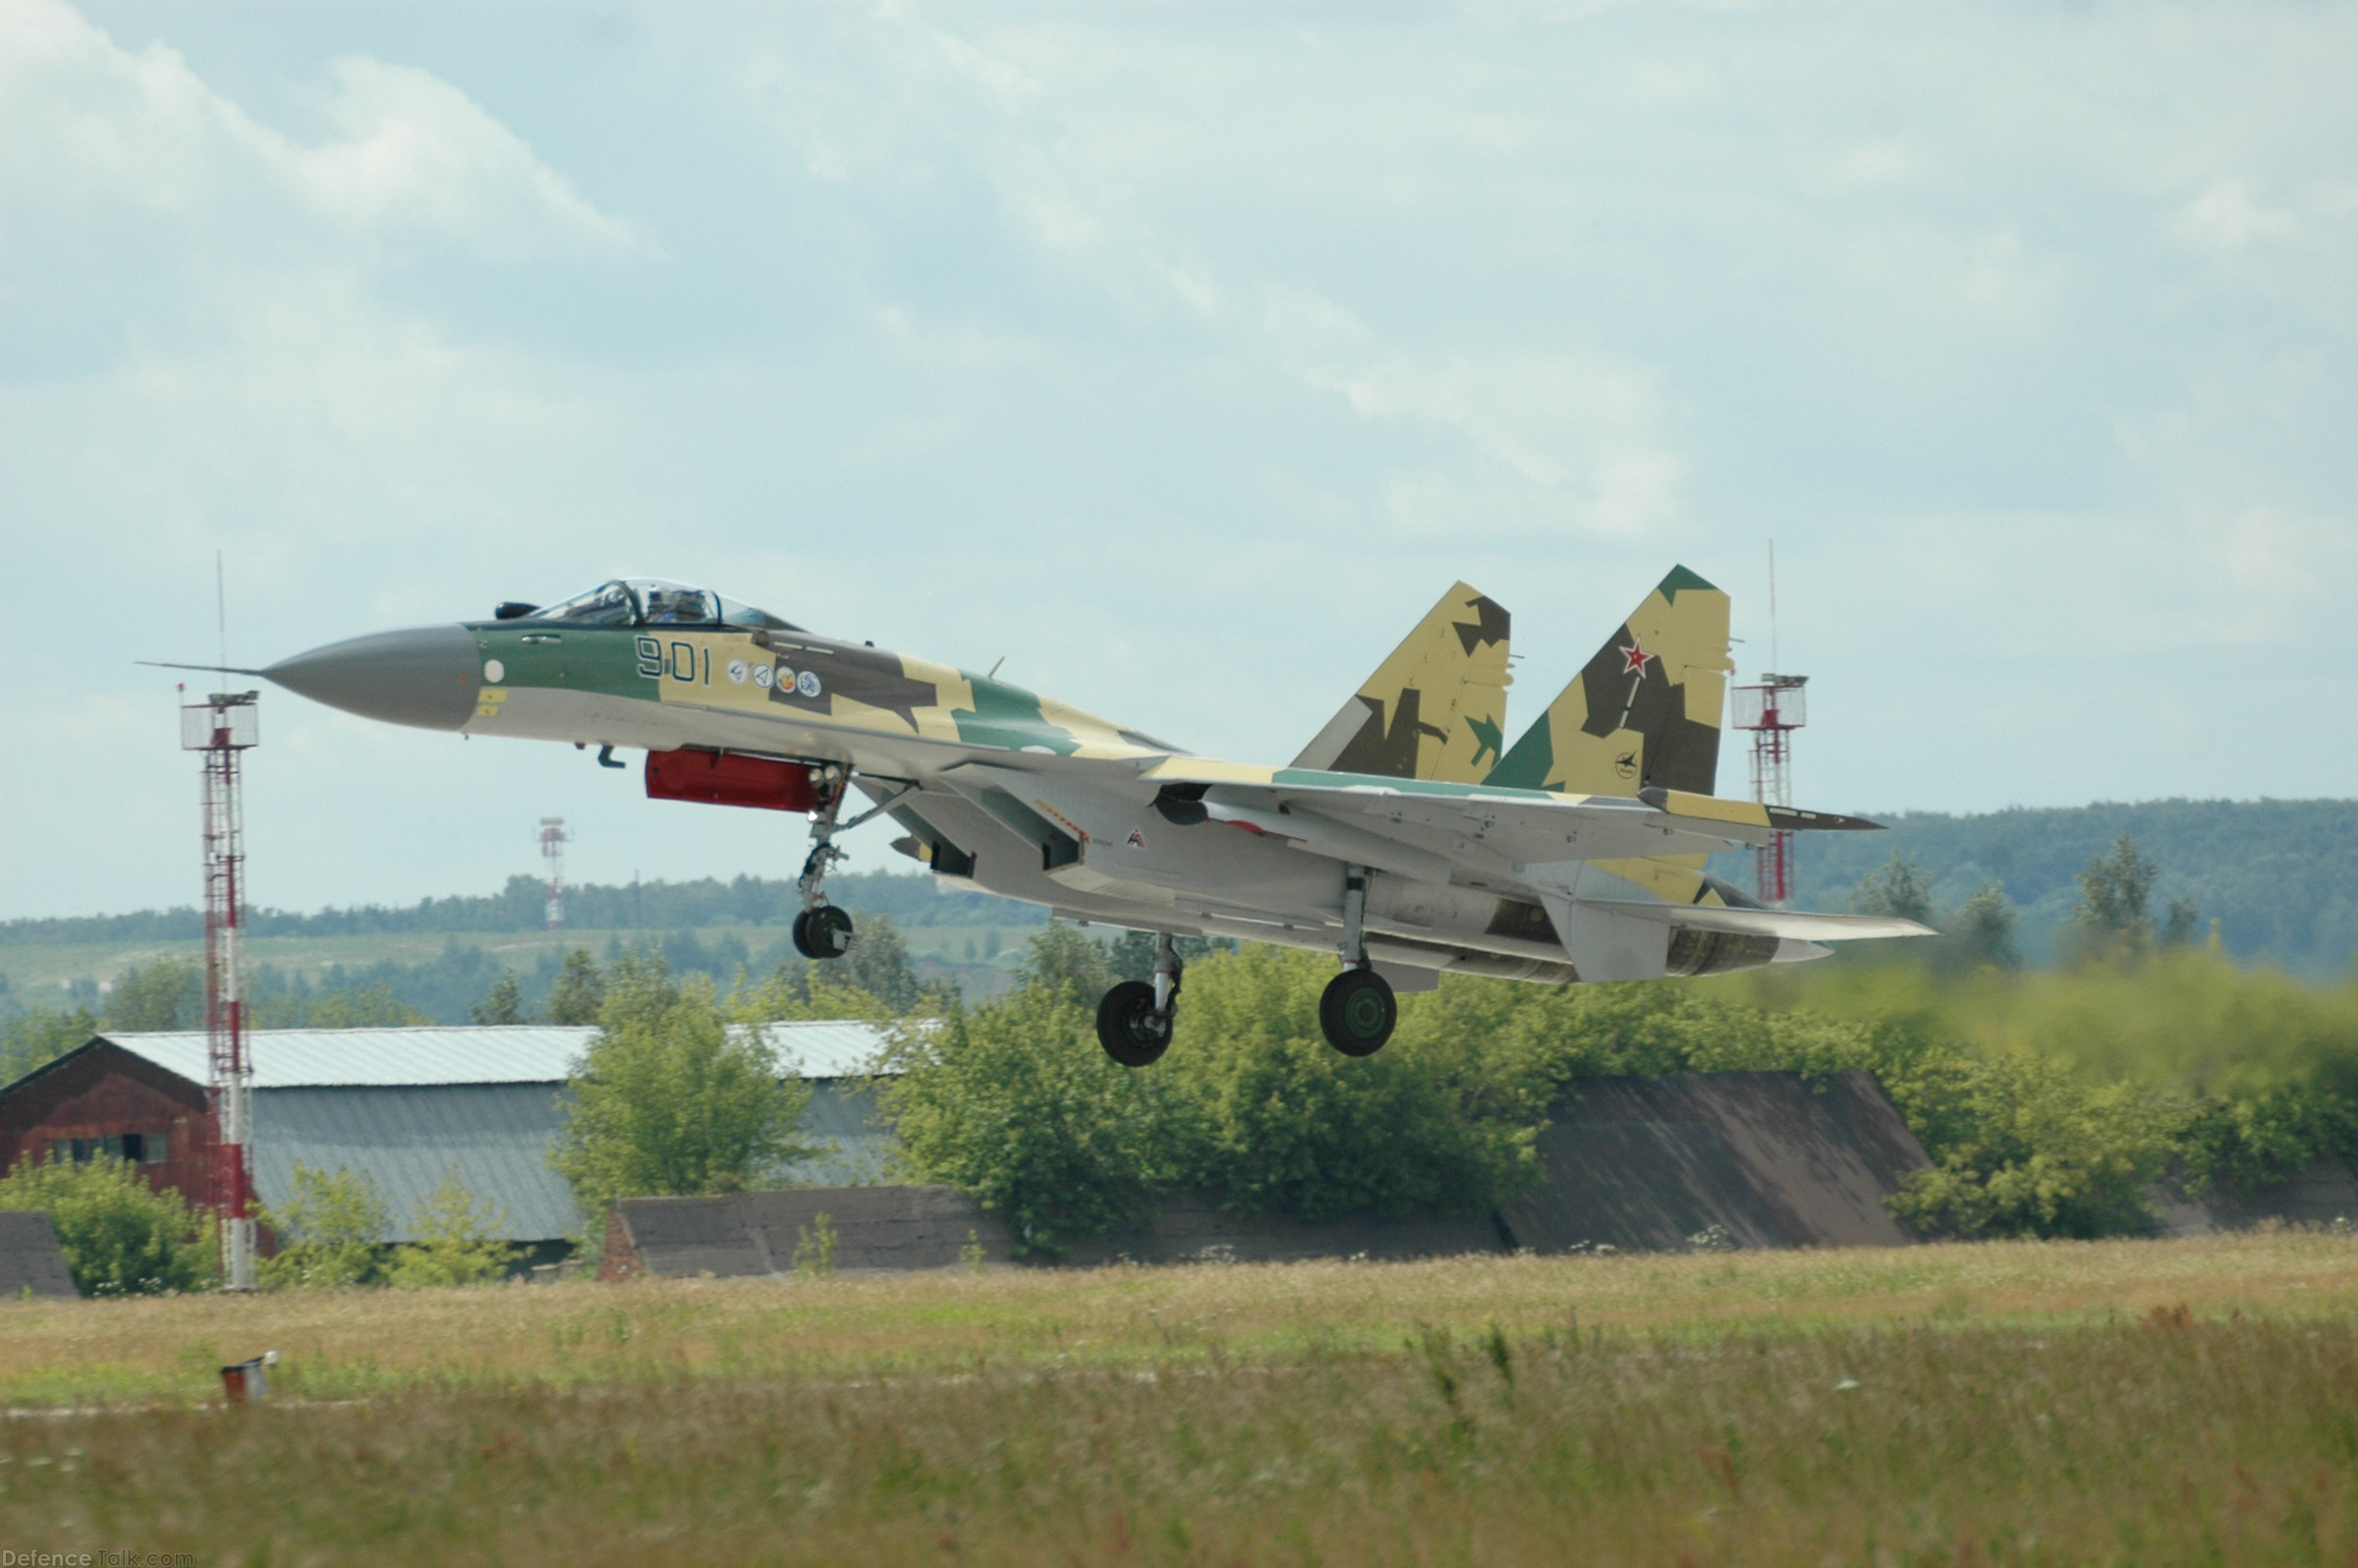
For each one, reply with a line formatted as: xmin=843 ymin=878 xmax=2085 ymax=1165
xmin=1319 ymin=968 xmax=1395 ymax=1056
xmin=1095 ymin=980 xmax=1172 ymax=1067
xmin=793 ymin=906 xmax=857 ymax=961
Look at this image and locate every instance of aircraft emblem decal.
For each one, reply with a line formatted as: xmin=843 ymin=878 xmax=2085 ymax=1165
xmin=1619 ymin=638 xmax=1651 ymax=676
xmin=1126 ymin=829 xmax=1147 ymax=849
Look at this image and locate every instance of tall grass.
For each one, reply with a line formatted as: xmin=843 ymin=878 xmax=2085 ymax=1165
xmin=3 ymin=1238 xmax=2356 ymax=1564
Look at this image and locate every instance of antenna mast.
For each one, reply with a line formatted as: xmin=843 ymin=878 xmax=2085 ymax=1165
xmin=539 ymin=817 xmax=571 ymax=929
xmin=186 ymin=558 xmax=260 ymax=1289
xmin=1732 ymin=540 xmax=1808 ymax=906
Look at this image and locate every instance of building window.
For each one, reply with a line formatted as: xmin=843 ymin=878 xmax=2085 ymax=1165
xmin=48 ymin=1134 xmax=161 ymax=1165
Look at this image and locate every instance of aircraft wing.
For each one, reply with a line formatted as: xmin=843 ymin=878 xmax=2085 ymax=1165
xmin=1152 ymin=766 xmax=1870 ymax=877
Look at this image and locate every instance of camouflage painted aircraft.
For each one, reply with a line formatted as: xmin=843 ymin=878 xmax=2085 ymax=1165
xmin=162 ymin=569 xmax=1929 ymax=1063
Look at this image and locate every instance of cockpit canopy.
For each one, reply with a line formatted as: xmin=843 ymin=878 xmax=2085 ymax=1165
xmin=525 ymin=580 xmax=801 ymax=632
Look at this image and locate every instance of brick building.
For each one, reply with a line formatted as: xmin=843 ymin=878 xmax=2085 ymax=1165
xmin=0 ymin=1022 xmax=892 ymax=1254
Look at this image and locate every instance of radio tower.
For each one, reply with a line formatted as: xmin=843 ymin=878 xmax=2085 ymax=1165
xmin=183 ymin=684 xmax=259 ymax=1290
xmin=1730 ymin=542 xmax=1807 ymax=907
xmin=1732 ymin=674 xmax=1807 ymax=905
xmin=539 ymin=817 xmax=571 ymax=929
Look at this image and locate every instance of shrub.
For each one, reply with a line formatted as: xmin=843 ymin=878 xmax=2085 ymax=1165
xmin=0 ymin=1156 xmax=214 ymax=1295
xmin=259 ymin=1164 xmax=389 ymax=1290
xmin=381 ymin=1167 xmax=517 ymax=1289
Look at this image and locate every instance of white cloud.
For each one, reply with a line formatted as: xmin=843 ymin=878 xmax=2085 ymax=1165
xmin=0 ymin=0 xmax=642 ymax=281
xmin=2175 ymin=178 xmax=2298 ymax=251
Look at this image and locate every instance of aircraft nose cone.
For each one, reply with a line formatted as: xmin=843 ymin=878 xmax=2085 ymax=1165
xmin=264 ymin=625 xmax=480 ymax=731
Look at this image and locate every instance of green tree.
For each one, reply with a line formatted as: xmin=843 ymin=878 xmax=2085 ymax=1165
xmin=1944 ymin=880 xmax=2021 ymax=973
xmin=380 ymin=1167 xmax=517 ymax=1288
xmin=550 ymin=957 xmax=815 ymax=1216
xmin=306 ymin=983 xmax=429 ymax=1028
xmin=880 ymin=985 xmax=1191 ymax=1255
xmin=0 ymin=1007 xmax=99 ymax=1086
xmin=1851 ymin=854 xmax=1935 ymax=925
xmin=1172 ymin=947 xmax=1542 ymax=1221
xmin=1017 ymin=923 xmax=1113 ymax=1004
xmin=2073 ymin=833 xmax=2159 ymax=951
xmin=0 ymin=1156 xmax=215 ymax=1295
xmin=259 ymin=1164 xmax=388 ymax=1289
xmin=2162 ymin=897 xmax=2200 ymax=947
xmin=844 ymin=914 xmax=922 ymax=1013
xmin=543 ymin=950 xmax=606 ymax=1025
xmin=105 ymin=956 xmax=203 ymax=1032
xmin=471 ymin=971 xmax=526 ymax=1025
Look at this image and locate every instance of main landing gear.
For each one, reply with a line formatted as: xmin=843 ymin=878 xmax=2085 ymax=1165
xmin=1095 ymin=931 xmax=1182 ymax=1067
xmin=792 ymin=766 xmax=858 ymax=960
xmin=1319 ymin=866 xmax=1396 ymax=1057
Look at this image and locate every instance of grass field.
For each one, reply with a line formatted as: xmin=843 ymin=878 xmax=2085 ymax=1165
xmin=4 ymin=1231 xmax=2357 ymax=1564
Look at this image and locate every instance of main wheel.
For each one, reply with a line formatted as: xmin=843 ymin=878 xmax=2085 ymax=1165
xmin=1095 ymin=980 xmax=1172 ymax=1067
xmin=792 ymin=905 xmax=856 ymax=960
xmin=1319 ymin=967 xmax=1396 ymax=1056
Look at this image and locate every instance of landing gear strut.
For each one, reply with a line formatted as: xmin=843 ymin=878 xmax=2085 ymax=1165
xmin=1319 ymin=866 xmax=1395 ymax=1056
xmin=792 ymin=767 xmax=856 ymax=961
xmin=1095 ymin=931 xmax=1181 ymax=1067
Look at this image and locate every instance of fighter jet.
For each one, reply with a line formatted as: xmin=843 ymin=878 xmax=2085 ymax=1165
xmin=164 ymin=568 xmax=1930 ymax=1064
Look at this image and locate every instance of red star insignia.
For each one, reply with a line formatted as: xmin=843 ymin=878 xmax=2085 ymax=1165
xmin=1619 ymin=639 xmax=1651 ymax=676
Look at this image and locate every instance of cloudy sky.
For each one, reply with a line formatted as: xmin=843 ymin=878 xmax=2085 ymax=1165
xmin=3 ymin=0 xmax=2351 ymax=920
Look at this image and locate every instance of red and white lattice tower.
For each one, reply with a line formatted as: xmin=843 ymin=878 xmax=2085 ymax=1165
xmin=1730 ymin=675 xmax=1807 ymax=906
xmin=539 ymin=817 xmax=571 ymax=930
xmin=183 ymin=688 xmax=260 ymax=1290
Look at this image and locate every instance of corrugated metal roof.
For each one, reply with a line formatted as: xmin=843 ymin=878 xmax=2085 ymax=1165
xmin=103 ymin=1020 xmax=895 ymax=1089
xmin=756 ymin=1021 xmax=895 ymax=1079
xmin=104 ymin=1027 xmax=593 ymax=1088
xmin=253 ymin=1085 xmax=584 ymax=1244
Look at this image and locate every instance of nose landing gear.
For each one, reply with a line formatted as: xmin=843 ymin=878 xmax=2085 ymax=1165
xmin=792 ymin=766 xmax=859 ymax=961
xmin=1095 ymin=931 xmax=1182 ymax=1066
xmin=784 ymin=767 xmax=925 ymax=961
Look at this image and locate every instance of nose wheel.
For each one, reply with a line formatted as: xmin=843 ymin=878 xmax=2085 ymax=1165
xmin=792 ymin=905 xmax=856 ymax=960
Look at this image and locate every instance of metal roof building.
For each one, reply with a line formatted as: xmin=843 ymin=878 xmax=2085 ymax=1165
xmin=0 ymin=1022 xmax=897 ymax=1249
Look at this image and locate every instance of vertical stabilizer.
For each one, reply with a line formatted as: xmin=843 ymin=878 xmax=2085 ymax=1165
xmin=1485 ymin=566 xmax=1731 ymax=797
xmin=1293 ymin=583 xmax=1512 ymax=783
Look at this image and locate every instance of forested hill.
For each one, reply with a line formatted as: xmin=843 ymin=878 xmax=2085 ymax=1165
xmin=11 ymin=798 xmax=2356 ymax=974
xmin=0 ymin=869 xmax=1044 ymax=948
xmin=1761 ymin=797 xmax=2358 ymax=973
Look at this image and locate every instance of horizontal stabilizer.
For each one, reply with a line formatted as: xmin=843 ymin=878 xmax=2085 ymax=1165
xmin=1589 ymin=902 xmax=1936 ymax=942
